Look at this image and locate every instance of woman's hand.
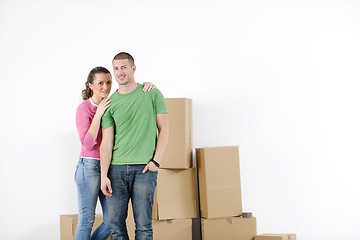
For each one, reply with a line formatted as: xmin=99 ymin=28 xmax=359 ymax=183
xmin=142 ymin=82 xmax=156 ymax=92
xmin=96 ymin=97 xmax=111 ymax=116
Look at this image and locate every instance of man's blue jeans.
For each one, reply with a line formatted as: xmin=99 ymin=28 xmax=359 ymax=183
xmin=74 ymin=158 xmax=110 ymax=240
xmin=107 ymin=164 xmax=158 ymax=240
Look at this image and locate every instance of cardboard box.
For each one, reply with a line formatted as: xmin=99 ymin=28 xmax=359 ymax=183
xmin=196 ymin=146 xmax=243 ymax=218
xmin=201 ymin=217 xmax=256 ymax=240
xmin=60 ymin=214 xmax=110 ymax=240
xmin=153 ymin=168 xmax=197 ymax=220
xmin=162 ymin=98 xmax=192 ymax=169
xmin=153 ymin=219 xmax=192 ymax=240
xmin=127 ymin=202 xmax=193 ymax=240
xmin=127 ymin=218 xmax=192 ymax=240
xmin=255 ymin=234 xmax=297 ymax=240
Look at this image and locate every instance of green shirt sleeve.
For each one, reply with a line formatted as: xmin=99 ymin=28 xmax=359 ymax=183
xmin=154 ymin=89 xmax=168 ymax=114
xmin=101 ymin=106 xmax=114 ymax=130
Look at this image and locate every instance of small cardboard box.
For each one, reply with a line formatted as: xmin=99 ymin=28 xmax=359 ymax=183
xmin=255 ymin=234 xmax=297 ymax=240
xmin=162 ymin=98 xmax=192 ymax=169
xmin=201 ymin=217 xmax=256 ymax=240
xmin=128 ymin=218 xmax=192 ymax=240
xmin=153 ymin=219 xmax=192 ymax=240
xmin=196 ymin=146 xmax=243 ymax=218
xmin=127 ymin=203 xmax=193 ymax=240
xmin=152 ymin=168 xmax=197 ymax=220
xmin=60 ymin=214 xmax=110 ymax=240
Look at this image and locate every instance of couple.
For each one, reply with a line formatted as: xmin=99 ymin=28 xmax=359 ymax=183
xmin=74 ymin=52 xmax=169 ymax=240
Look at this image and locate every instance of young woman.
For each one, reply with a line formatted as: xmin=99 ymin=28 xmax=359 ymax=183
xmin=74 ymin=66 xmax=155 ymax=240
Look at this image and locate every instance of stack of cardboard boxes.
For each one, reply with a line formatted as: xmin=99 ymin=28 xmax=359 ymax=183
xmin=196 ymin=146 xmax=257 ymax=240
xmin=60 ymin=97 xmax=296 ymax=239
xmin=152 ymin=98 xmax=196 ymax=221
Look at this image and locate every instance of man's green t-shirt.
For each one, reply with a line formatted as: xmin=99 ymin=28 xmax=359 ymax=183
xmin=101 ymin=84 xmax=168 ymax=165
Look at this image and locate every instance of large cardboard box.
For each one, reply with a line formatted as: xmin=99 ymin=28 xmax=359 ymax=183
xmin=196 ymin=146 xmax=242 ymax=218
xmin=201 ymin=217 xmax=256 ymax=240
xmin=60 ymin=214 xmax=110 ymax=240
xmin=152 ymin=168 xmax=197 ymax=220
xmin=162 ymin=98 xmax=192 ymax=169
xmin=127 ymin=218 xmax=192 ymax=240
xmin=255 ymin=234 xmax=297 ymax=240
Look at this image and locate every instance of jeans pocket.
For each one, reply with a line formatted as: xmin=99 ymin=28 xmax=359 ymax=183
xmin=83 ymin=160 xmax=100 ymax=178
xmin=83 ymin=161 xmax=100 ymax=170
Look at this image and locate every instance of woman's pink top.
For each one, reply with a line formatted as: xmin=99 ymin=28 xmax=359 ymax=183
xmin=75 ymin=99 xmax=101 ymax=159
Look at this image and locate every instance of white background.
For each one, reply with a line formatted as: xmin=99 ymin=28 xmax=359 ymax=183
xmin=1 ymin=0 xmax=360 ymax=239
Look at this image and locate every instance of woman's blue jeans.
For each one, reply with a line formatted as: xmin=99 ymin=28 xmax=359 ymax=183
xmin=74 ymin=158 xmax=110 ymax=240
xmin=107 ymin=164 xmax=158 ymax=240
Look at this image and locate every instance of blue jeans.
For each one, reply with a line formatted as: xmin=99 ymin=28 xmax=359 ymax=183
xmin=107 ymin=164 xmax=158 ymax=240
xmin=74 ymin=158 xmax=110 ymax=240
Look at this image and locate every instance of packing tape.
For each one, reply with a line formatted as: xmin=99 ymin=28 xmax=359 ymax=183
xmin=242 ymin=212 xmax=252 ymax=218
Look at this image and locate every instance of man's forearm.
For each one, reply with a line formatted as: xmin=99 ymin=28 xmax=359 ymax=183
xmin=100 ymin=134 xmax=114 ymax=196
xmin=153 ymin=114 xmax=169 ymax=164
xmin=100 ymin=143 xmax=112 ymax=178
xmin=100 ymin=126 xmax=114 ymax=178
xmin=153 ymin=128 xmax=169 ymax=164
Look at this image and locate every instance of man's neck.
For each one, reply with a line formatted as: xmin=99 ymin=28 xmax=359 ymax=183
xmin=117 ymin=80 xmax=138 ymax=94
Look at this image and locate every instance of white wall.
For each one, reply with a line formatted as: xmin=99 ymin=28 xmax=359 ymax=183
xmin=1 ymin=0 xmax=360 ymax=239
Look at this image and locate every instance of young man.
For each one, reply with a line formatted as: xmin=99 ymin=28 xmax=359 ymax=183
xmin=100 ymin=52 xmax=169 ymax=240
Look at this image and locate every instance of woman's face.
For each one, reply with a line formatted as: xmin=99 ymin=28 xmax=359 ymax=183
xmin=89 ymin=73 xmax=112 ymax=100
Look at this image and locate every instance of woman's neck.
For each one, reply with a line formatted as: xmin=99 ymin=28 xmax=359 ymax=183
xmin=90 ymin=96 xmax=102 ymax=105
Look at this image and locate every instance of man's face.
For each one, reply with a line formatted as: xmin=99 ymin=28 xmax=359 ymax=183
xmin=112 ymin=59 xmax=136 ymax=85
